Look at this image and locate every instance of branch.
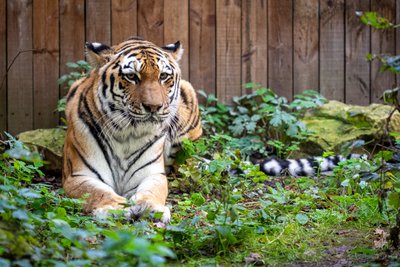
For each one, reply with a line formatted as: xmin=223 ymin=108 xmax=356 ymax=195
xmin=0 ymin=49 xmax=37 ymax=94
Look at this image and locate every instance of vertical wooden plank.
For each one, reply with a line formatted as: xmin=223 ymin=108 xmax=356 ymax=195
xmin=371 ymin=0 xmax=396 ymax=102
xmin=216 ymin=0 xmax=242 ymax=103
xmin=268 ymin=0 xmax=293 ymax=100
xmin=320 ymin=0 xmax=345 ymax=101
xmin=397 ymin=0 xmax=400 ymax=88
xmin=0 ymin=0 xmax=6 ymax=132
xmin=137 ymin=0 xmax=164 ymax=45
xmin=189 ymin=0 xmax=216 ymax=96
xmin=59 ymin=0 xmax=85 ymax=96
xmin=242 ymin=0 xmax=268 ymax=92
xmin=86 ymin=0 xmax=111 ymax=44
xmin=293 ymin=0 xmax=319 ymax=94
xmin=33 ymin=0 xmax=59 ymax=129
xmin=111 ymin=0 xmax=137 ymax=44
xmin=7 ymin=0 xmax=33 ymax=134
xmin=345 ymin=0 xmax=370 ymax=105
xmin=164 ymin=0 xmax=189 ymax=79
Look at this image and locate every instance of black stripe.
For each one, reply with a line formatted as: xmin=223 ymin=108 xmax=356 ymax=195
xmin=127 ymin=134 xmax=164 ymax=166
xmin=127 ymin=53 xmax=139 ymax=58
xmin=67 ymin=85 xmax=78 ymax=102
xmin=130 ymin=152 xmax=163 ymax=177
xmin=178 ymin=110 xmax=200 ymax=138
xmin=117 ymin=41 xmax=152 ymax=52
xmin=104 ymin=73 xmax=124 ymax=101
xmin=72 ymin=142 xmax=105 ymax=183
xmin=309 ymin=157 xmax=320 ymax=169
xmin=112 ymin=62 xmax=120 ymax=70
xmin=295 ymin=159 xmax=307 ymax=176
xmin=122 ymin=184 xmax=139 ymax=196
xmin=329 ymin=156 xmax=340 ymax=166
xmin=180 ymin=85 xmax=189 ymax=106
xmin=78 ymin=93 xmax=114 ymax=170
xmin=101 ymin=73 xmax=107 ymax=97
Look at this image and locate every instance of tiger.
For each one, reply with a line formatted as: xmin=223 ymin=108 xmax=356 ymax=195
xmin=62 ymin=37 xmax=202 ymax=223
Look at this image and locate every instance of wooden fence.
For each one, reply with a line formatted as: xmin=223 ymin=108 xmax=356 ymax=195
xmin=0 ymin=0 xmax=399 ymax=134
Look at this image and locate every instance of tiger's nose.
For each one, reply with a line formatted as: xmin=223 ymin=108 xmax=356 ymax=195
xmin=142 ymin=102 xmax=163 ymax=113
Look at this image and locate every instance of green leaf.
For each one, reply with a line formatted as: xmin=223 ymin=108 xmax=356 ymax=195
xmin=190 ymin=193 xmax=206 ymax=206
xmin=295 ymin=214 xmax=309 ymax=225
xmin=286 ymin=123 xmax=299 ymax=137
xmin=250 ymin=114 xmax=261 ymax=122
xmin=360 ymin=12 xmax=393 ymax=29
xmin=246 ymin=121 xmax=257 ymax=133
xmin=66 ymin=62 xmax=80 ymax=69
xmin=18 ymin=188 xmax=41 ymax=199
xmin=388 ymin=192 xmax=400 ymax=209
xmin=12 ymin=209 xmax=30 ymax=221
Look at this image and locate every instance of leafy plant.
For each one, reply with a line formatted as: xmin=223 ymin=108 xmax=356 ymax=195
xmin=198 ymin=84 xmax=326 ymax=158
xmin=57 ymin=60 xmax=92 ymax=113
xmin=0 ymin=134 xmax=175 ymax=266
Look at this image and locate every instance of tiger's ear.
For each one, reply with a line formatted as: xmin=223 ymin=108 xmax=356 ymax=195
xmin=85 ymin=42 xmax=112 ymax=68
xmin=162 ymin=41 xmax=183 ymax=62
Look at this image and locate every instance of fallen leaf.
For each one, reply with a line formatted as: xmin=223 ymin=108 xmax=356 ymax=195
xmin=373 ymin=228 xmax=389 ymax=248
xmin=245 ymin=253 xmax=264 ymax=266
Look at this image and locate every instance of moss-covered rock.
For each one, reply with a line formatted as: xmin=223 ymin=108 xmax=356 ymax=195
xmin=300 ymin=100 xmax=399 ymax=154
xmin=18 ymin=128 xmax=66 ymax=173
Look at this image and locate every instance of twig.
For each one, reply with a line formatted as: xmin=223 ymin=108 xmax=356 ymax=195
xmin=0 ymin=49 xmax=37 ymax=93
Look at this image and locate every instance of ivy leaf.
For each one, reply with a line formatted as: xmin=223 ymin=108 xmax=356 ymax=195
xmin=295 ymin=214 xmax=309 ymax=225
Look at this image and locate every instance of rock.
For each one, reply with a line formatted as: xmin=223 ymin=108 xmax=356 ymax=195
xmin=300 ymin=100 xmax=399 ymax=154
xmin=18 ymin=128 xmax=66 ymax=173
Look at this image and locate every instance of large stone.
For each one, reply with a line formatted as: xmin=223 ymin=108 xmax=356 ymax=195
xmin=18 ymin=128 xmax=66 ymax=173
xmin=300 ymin=100 xmax=399 ymax=154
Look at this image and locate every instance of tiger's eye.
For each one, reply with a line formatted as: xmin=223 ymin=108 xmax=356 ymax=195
xmin=160 ymin=73 xmax=169 ymax=80
xmin=125 ymin=73 xmax=139 ymax=82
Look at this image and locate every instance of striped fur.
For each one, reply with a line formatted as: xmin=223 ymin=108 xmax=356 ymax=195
xmin=62 ymin=39 xmax=202 ymax=223
xmin=258 ymin=154 xmax=362 ymax=176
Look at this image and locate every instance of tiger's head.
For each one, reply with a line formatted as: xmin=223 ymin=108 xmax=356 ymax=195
xmin=85 ymin=37 xmax=183 ymax=132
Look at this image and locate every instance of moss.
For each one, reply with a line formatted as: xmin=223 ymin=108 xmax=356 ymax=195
xmin=300 ymin=101 xmax=400 ymax=153
xmin=18 ymin=128 xmax=66 ymax=173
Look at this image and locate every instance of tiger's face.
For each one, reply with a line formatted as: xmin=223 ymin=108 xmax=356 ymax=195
xmin=86 ymin=38 xmax=183 ymax=128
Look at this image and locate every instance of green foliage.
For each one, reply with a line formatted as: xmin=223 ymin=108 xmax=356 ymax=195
xmin=0 ymin=134 xmax=174 ymax=266
xmin=57 ymin=60 xmax=92 ymax=113
xmin=198 ymin=84 xmax=326 ymax=158
xmin=360 ymin=12 xmax=400 ymax=75
xmin=360 ymin=12 xmax=400 ymax=252
xmin=359 ymin=11 xmax=395 ymax=30
xmin=171 ymin=127 xmax=399 ymax=264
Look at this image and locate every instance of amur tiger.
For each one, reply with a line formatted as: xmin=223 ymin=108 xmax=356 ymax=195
xmin=62 ymin=37 xmax=201 ymax=223
xmin=62 ymin=37 xmax=359 ymax=223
